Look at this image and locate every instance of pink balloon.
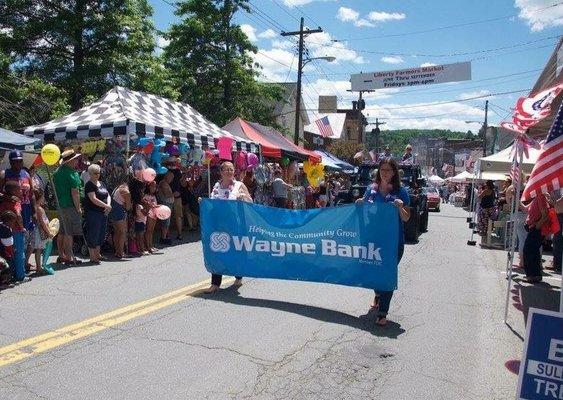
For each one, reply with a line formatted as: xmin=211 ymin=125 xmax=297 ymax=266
xmin=247 ymin=153 xmax=259 ymax=168
xmin=142 ymin=168 xmax=157 ymax=183
xmin=154 ymin=205 xmax=171 ymax=220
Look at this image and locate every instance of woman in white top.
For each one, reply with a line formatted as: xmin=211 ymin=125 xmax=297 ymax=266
xmin=204 ymin=161 xmax=252 ymax=294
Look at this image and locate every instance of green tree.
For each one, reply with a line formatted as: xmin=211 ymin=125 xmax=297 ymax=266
xmin=0 ymin=45 xmax=69 ymax=130
xmin=163 ymin=0 xmax=282 ymax=127
xmin=0 ymin=0 xmax=171 ymax=112
xmin=328 ymin=140 xmax=365 ymax=164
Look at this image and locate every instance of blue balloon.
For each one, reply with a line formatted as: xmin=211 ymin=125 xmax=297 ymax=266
xmin=157 ymin=166 xmax=168 ymax=175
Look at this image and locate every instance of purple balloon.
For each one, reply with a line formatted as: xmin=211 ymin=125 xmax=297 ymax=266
xmin=247 ymin=153 xmax=259 ymax=168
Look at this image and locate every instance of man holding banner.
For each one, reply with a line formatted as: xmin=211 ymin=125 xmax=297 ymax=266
xmin=356 ymin=158 xmax=411 ymax=326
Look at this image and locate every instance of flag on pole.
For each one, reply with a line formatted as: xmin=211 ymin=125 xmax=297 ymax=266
xmin=510 ymin=159 xmax=520 ymax=185
xmin=521 ymin=101 xmax=563 ymax=201
xmin=315 ymin=116 xmax=334 ymax=137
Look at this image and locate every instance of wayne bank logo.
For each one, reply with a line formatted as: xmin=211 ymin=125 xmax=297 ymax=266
xmin=208 ymin=232 xmax=382 ymax=263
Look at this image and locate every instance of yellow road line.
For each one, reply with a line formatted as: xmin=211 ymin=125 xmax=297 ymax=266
xmin=0 ymin=277 xmax=233 ymax=368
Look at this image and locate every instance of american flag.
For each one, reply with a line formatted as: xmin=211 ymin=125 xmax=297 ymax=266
xmin=521 ymin=101 xmax=563 ymax=201
xmin=315 ymin=116 xmax=334 ymax=137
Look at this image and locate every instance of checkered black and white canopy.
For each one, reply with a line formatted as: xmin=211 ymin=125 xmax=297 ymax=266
xmin=23 ymin=86 xmax=258 ymax=152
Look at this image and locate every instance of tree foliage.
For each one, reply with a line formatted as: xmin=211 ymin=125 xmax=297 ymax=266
xmin=328 ymin=140 xmax=365 ymax=164
xmin=163 ymin=0 xmax=282 ymax=127
xmin=367 ymin=129 xmax=473 ymax=156
xmin=0 ymin=0 xmax=173 ymax=112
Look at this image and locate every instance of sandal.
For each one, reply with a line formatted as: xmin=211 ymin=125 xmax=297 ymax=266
xmin=204 ymin=285 xmax=220 ymax=294
xmin=375 ymin=316 xmax=388 ymax=326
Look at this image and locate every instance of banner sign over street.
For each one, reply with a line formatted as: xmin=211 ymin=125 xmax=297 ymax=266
xmin=201 ymin=199 xmax=399 ymax=290
xmin=517 ymin=308 xmax=563 ymax=400
xmin=351 ymin=61 xmax=471 ymax=91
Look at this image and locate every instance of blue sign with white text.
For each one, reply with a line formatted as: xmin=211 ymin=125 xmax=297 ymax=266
xmin=200 ymin=199 xmax=399 ymax=290
xmin=517 ymin=308 xmax=563 ymax=400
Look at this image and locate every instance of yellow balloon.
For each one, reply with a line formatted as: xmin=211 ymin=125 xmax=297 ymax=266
xmin=41 ymin=144 xmax=61 ymax=166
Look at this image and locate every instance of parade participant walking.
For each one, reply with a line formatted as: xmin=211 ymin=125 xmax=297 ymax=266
xmin=356 ymin=158 xmax=410 ymax=326
xmin=84 ymin=164 xmax=111 ymax=264
xmin=204 ymin=161 xmax=253 ymax=294
xmin=53 ymin=149 xmax=83 ymax=265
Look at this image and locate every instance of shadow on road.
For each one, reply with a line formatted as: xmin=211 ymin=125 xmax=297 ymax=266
xmin=196 ymin=287 xmax=405 ymax=338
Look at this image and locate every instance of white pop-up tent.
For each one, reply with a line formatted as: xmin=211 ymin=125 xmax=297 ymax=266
xmin=447 ymin=170 xmax=474 ymax=183
xmin=478 ymin=143 xmax=541 ymax=177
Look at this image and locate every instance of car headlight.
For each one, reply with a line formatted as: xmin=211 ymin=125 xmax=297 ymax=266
xmin=352 ymin=189 xmax=360 ymax=197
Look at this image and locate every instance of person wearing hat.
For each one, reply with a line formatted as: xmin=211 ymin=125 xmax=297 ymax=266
xmin=0 ymin=150 xmax=36 ymax=274
xmin=53 ymin=149 xmax=84 ymax=265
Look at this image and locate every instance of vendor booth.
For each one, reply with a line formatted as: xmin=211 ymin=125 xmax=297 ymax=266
xmin=0 ymin=127 xmax=40 ymax=150
xmin=24 ymin=86 xmax=257 ymax=152
xmin=478 ymin=143 xmax=540 ymax=178
xmin=223 ymin=117 xmax=319 ymax=162
xmin=313 ymin=150 xmax=355 ymax=173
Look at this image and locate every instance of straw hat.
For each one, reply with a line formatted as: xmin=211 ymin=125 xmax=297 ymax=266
xmin=60 ymin=149 xmax=81 ymax=165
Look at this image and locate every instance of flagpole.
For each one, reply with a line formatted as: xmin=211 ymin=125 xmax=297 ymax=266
xmin=467 ymin=160 xmax=479 ymax=246
xmin=503 ymin=148 xmax=523 ymax=323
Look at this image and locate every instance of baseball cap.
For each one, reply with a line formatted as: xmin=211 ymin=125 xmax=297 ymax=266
xmin=9 ymin=150 xmax=23 ymax=161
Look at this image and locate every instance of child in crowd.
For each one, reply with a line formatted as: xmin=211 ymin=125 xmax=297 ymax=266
xmin=0 ymin=211 xmax=15 ymax=288
xmin=0 ymin=181 xmax=26 ymax=282
xmin=143 ymin=181 xmax=159 ymax=253
xmin=134 ymin=201 xmax=148 ymax=255
xmin=32 ymin=189 xmax=53 ymax=275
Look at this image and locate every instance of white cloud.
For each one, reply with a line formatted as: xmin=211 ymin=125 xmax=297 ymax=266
xmin=337 ymin=7 xmax=359 ymax=22
xmin=367 ymin=11 xmax=406 ymax=22
xmin=337 ymin=7 xmax=403 ymax=28
xmin=240 ymin=24 xmax=257 ymax=42
xmin=458 ymin=89 xmax=492 ymax=100
xmin=363 ymin=101 xmax=485 ymax=131
xmin=381 ymin=56 xmax=404 ymax=64
xmin=252 ymin=48 xmax=295 ymax=82
xmin=306 ymin=31 xmax=366 ymax=64
xmin=354 ymin=19 xmax=376 ymax=28
xmin=282 ymin=0 xmax=335 ymax=6
xmin=515 ymin=0 xmax=563 ymax=31
xmin=156 ymin=36 xmax=170 ymax=49
xmin=258 ymin=29 xmax=277 ymax=39
xmin=271 ymin=39 xmax=294 ymax=50
xmin=420 ymin=62 xmax=438 ymax=67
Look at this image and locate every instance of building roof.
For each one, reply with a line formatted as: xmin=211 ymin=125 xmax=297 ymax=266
xmin=267 ymin=82 xmax=310 ymax=125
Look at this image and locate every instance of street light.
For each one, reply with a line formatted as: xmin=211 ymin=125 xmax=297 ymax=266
xmin=294 ymin=56 xmax=336 ymax=145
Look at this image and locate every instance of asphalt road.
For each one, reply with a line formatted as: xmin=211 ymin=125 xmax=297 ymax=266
xmin=0 ymin=204 xmax=529 ymax=399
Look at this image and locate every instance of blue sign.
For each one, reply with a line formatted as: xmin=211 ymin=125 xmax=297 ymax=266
xmin=517 ymin=308 xmax=563 ymax=400
xmin=200 ymin=199 xmax=399 ymax=290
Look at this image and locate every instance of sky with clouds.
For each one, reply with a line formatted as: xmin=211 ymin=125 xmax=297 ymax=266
xmin=149 ymin=0 xmax=563 ymax=132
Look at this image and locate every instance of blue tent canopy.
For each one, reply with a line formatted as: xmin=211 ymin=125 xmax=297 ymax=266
xmin=314 ymin=150 xmax=355 ymax=173
xmin=0 ymin=127 xmax=39 ymax=151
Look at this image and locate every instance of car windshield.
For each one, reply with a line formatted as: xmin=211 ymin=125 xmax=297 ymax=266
xmin=423 ymin=187 xmax=439 ymax=195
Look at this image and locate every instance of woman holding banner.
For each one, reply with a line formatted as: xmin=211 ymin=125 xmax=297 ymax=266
xmin=356 ymin=158 xmax=410 ymax=326
xmin=204 ymin=161 xmax=253 ymax=294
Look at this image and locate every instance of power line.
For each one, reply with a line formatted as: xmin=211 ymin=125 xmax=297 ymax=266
xmin=331 ymin=1 xmax=563 ymax=42
xmin=309 ymin=35 xmax=560 ymax=59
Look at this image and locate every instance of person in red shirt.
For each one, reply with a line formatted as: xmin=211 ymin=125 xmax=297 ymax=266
xmin=0 ymin=181 xmax=26 ymax=282
xmin=522 ymin=193 xmax=549 ymax=282
xmin=0 ymin=211 xmax=15 ymax=287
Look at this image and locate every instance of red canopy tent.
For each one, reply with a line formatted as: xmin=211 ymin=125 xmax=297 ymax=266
xmin=223 ymin=118 xmax=320 ymax=163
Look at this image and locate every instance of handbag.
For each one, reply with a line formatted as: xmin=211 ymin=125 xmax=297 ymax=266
xmin=541 ymin=207 xmax=561 ymax=236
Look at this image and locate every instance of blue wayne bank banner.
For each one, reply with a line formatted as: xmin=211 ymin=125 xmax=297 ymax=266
xmin=200 ymin=199 xmax=399 ymax=291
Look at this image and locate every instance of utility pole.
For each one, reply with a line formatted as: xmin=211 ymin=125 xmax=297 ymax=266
xmin=482 ymin=100 xmax=488 ymax=157
xmin=282 ymin=18 xmax=322 ymax=145
xmin=371 ymin=118 xmax=386 ymax=155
